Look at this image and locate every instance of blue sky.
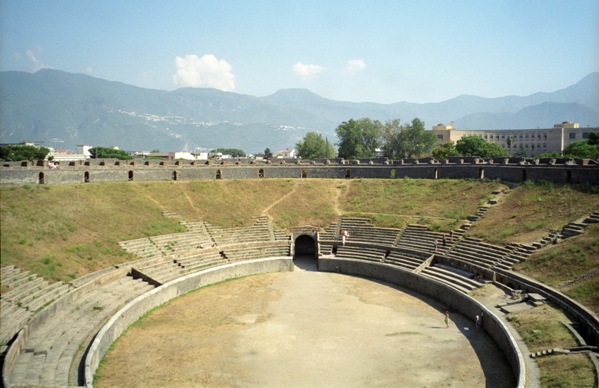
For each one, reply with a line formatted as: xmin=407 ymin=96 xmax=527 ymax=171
xmin=1 ymin=0 xmax=598 ymax=103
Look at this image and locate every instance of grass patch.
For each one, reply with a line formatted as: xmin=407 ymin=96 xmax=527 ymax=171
xmin=506 ymin=303 xmax=597 ymax=386
xmin=469 ymin=182 xmax=599 ymax=244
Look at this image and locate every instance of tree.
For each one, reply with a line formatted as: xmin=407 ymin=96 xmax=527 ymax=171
xmin=562 ymin=141 xmax=599 ymax=159
xmin=0 ymin=144 xmax=50 ymax=161
xmin=587 ymin=131 xmax=599 ymax=146
xmin=382 ymin=118 xmax=437 ymax=159
xmin=89 ymin=147 xmax=133 ymax=160
xmin=335 ymin=118 xmax=383 ymax=159
xmin=483 ymin=142 xmax=510 ymax=158
xmin=432 ymin=141 xmax=460 ymax=159
xmin=295 ymin=132 xmax=337 ymax=159
xmin=455 ymin=135 xmax=509 ymax=157
xmin=264 ymin=148 xmax=273 ymax=159
xmin=212 ymin=148 xmax=246 ymax=157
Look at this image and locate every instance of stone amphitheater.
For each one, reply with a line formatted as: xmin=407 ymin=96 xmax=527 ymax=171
xmin=1 ymin=160 xmax=598 ymax=387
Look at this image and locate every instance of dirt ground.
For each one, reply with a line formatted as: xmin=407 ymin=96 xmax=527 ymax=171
xmin=96 ymin=262 xmax=515 ymax=387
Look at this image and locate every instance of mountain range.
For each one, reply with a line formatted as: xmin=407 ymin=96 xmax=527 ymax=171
xmin=1 ymin=69 xmax=598 ymax=153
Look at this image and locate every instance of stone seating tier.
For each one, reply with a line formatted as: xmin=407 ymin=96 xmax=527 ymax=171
xmin=395 ymin=225 xmax=452 ymax=254
xmin=178 ymin=252 xmax=228 ymax=273
xmin=221 ymin=242 xmax=291 ymax=262
xmin=335 ymin=246 xmax=386 ymax=263
xmin=9 ymin=276 xmax=154 ymax=387
xmin=133 ymin=261 xmax=184 ymax=285
xmin=383 ymin=251 xmax=426 ymax=271
xmin=420 ymin=267 xmax=475 ymax=294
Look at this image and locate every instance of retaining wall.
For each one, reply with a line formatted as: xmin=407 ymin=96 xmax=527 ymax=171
xmin=2 ymin=161 xmax=598 ymax=186
xmin=84 ymin=257 xmax=293 ymax=387
xmin=318 ymin=257 xmax=526 ymax=388
xmin=495 ymin=269 xmax=599 ymax=347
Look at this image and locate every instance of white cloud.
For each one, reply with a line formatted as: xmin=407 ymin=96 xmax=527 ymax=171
xmin=292 ymin=62 xmax=325 ymax=78
xmin=345 ymin=59 xmax=366 ymax=75
xmin=25 ymin=45 xmax=46 ymax=71
xmin=173 ymin=54 xmax=235 ymax=91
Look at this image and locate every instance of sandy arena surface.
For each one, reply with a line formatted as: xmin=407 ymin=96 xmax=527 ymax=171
xmin=96 ymin=261 xmax=515 ymax=387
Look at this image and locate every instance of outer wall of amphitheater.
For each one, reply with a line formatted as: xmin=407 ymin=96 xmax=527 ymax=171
xmin=318 ymin=258 xmax=526 ymax=386
xmin=1 ymin=161 xmax=599 ymax=186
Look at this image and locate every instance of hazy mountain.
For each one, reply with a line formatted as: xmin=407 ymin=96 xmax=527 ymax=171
xmin=1 ymin=69 xmax=597 ymax=153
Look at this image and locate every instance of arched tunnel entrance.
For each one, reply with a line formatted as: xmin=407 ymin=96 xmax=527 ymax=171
xmin=292 ymin=227 xmax=319 ymax=271
xmin=295 ymin=235 xmax=316 ymax=256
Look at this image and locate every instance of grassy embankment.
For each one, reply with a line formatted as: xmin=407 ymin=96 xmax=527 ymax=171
xmin=1 ymin=178 xmax=503 ymax=282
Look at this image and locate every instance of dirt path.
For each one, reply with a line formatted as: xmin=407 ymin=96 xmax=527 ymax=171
xmin=261 ymin=181 xmax=299 ymax=216
xmin=96 ymin=267 xmax=514 ymax=387
xmin=332 ymin=181 xmax=350 ymax=216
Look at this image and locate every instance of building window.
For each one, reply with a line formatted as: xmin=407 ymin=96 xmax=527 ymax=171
xmin=501 ymin=135 xmax=505 ymax=139
xmin=519 ymin=134 xmax=523 ymax=139
xmin=437 ymin=134 xmax=443 ymax=140
xmin=582 ymin=132 xmax=589 ymax=139
xmin=569 ymin=133 xmax=576 ymax=140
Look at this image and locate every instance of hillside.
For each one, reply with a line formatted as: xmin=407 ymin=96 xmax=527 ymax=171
xmin=1 ymin=69 xmax=598 ymax=153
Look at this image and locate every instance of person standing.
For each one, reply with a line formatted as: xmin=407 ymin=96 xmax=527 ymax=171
xmin=444 ymin=310 xmax=450 ymax=328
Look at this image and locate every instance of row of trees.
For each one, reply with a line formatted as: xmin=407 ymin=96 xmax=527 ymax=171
xmin=295 ymin=117 xmax=510 ymax=160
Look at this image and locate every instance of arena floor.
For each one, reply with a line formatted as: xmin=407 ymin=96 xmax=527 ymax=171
xmin=95 ymin=258 xmax=515 ymax=387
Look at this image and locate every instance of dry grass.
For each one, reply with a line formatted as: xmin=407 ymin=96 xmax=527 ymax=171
xmin=514 ymin=223 xmax=599 ymax=313
xmin=468 ymin=182 xmax=599 ymax=244
xmin=506 ymin=304 xmax=596 ymax=387
xmin=343 ymin=178 xmax=506 ymax=230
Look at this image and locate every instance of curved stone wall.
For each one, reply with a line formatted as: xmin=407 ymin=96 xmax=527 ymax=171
xmin=84 ymin=257 xmax=293 ymax=387
xmin=318 ymin=257 xmax=527 ymax=388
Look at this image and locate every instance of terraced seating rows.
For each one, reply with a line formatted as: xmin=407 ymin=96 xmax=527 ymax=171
xmin=383 ymin=250 xmax=428 ymax=271
xmin=175 ymin=248 xmax=228 ymax=273
xmin=335 ymin=246 xmax=386 ymax=263
xmin=118 ymin=237 xmax=163 ymax=259
xmin=420 ymin=264 xmax=484 ymax=294
xmin=205 ymin=216 xmax=272 ymax=245
xmin=395 ymin=224 xmax=453 ymax=254
xmin=1 ymin=266 xmax=71 ymax=345
xmin=8 ymin=276 xmax=154 ymax=387
xmin=339 ymin=217 xmax=400 ymax=246
xmin=444 ymin=238 xmax=515 ymax=269
xmin=221 ymin=241 xmax=291 ymax=262
xmin=318 ymin=222 xmax=338 ymax=255
xmin=149 ymin=232 xmax=213 ymax=254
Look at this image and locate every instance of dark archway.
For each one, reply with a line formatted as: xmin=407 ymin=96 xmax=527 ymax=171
xmin=259 ymin=168 xmax=265 ymax=178
xmin=293 ymin=234 xmax=318 ymax=270
xmin=172 ymin=170 xmax=178 ymax=181
xmin=295 ymin=235 xmax=316 ymax=257
xmin=84 ymin=171 xmax=90 ymax=183
xmin=38 ymin=172 xmax=45 ymax=184
xmin=216 ymin=170 xmax=222 ymax=179
xmin=128 ymin=170 xmax=134 ymax=181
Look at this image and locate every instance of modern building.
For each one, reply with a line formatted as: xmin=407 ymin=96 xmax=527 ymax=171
xmin=432 ymin=121 xmax=598 ymax=157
